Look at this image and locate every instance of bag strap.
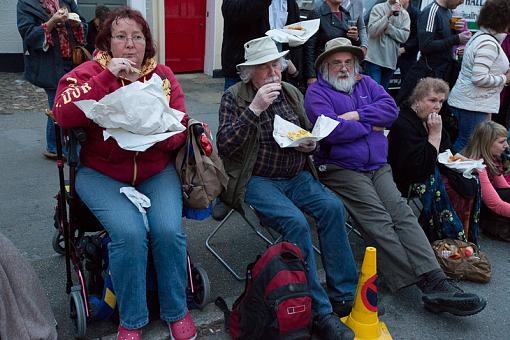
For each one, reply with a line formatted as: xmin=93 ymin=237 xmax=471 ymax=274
xmin=183 ymin=119 xmax=228 ymax=190
xmin=214 ymin=297 xmax=231 ymax=332
xmin=75 ymin=45 xmax=92 ymax=59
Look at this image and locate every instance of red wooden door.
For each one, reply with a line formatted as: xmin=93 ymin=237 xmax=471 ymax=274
xmin=164 ymin=0 xmax=206 ymax=72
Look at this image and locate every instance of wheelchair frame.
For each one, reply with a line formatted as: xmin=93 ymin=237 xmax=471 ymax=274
xmin=52 ymin=123 xmax=210 ymax=338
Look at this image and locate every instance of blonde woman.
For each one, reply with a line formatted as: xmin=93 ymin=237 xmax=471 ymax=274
xmin=463 ymin=121 xmax=510 ymax=241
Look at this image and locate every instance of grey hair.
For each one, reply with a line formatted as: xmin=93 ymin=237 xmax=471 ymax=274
xmin=238 ymin=57 xmax=285 ymax=83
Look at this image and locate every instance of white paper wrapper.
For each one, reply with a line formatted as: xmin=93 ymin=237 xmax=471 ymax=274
xmin=265 ymin=19 xmax=320 ymax=47
xmin=120 ymin=187 xmax=151 ymax=232
xmin=103 ymin=129 xmax=182 ymax=152
xmin=75 ymin=74 xmax=185 ymax=135
xmin=273 ymin=114 xmax=339 ymax=148
xmin=437 ymin=149 xmax=485 ymax=179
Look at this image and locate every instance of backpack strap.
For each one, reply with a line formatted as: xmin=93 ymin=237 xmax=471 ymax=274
xmin=214 ymin=297 xmax=231 ymax=332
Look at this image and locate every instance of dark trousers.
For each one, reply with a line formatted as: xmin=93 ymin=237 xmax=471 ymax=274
xmin=480 ymin=187 xmax=510 ymax=241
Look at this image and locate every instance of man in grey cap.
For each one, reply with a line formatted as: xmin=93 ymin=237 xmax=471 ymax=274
xmin=217 ymin=36 xmax=357 ymax=339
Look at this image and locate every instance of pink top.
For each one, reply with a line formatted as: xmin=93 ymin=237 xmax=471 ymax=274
xmin=478 ymin=168 xmax=510 ymax=217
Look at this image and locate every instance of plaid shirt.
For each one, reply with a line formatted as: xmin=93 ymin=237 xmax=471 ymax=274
xmin=217 ymin=89 xmax=307 ymax=178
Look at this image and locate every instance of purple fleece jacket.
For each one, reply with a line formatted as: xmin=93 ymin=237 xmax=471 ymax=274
xmin=304 ymin=74 xmax=398 ymax=171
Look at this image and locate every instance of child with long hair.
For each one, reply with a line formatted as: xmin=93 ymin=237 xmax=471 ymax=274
xmin=462 ymin=121 xmax=510 ymax=240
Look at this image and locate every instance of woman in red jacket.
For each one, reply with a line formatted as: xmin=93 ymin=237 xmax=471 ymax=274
xmin=53 ymin=7 xmax=195 ymax=340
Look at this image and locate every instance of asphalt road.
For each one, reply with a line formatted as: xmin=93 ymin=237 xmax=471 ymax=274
xmin=1 ymin=73 xmax=510 ymax=339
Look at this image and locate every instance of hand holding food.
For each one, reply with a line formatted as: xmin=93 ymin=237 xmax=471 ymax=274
xmin=295 ymin=140 xmax=316 ymax=153
xmin=426 ymin=112 xmax=442 ymax=136
xmin=249 ymin=83 xmax=281 ymax=116
xmin=108 ymin=58 xmax=140 ymax=79
xmin=49 ymin=8 xmax=67 ymax=29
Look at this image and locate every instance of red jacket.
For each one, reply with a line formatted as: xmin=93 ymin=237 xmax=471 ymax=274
xmin=53 ymin=53 xmax=188 ymax=185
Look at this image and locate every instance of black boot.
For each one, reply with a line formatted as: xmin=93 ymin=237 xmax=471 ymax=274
xmin=418 ymin=270 xmax=487 ymax=316
xmin=330 ymin=299 xmax=385 ymax=318
xmin=314 ymin=313 xmax=354 ymax=340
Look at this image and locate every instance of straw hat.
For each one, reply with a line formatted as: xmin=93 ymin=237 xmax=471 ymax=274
xmin=315 ymin=37 xmax=364 ymax=70
xmin=236 ymin=36 xmax=289 ymax=70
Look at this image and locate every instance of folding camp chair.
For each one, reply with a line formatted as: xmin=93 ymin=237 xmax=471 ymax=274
xmin=205 ymin=204 xmax=322 ymax=281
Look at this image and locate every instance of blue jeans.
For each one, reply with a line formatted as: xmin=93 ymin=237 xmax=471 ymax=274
xmin=364 ymin=61 xmax=395 ymax=90
xmin=45 ymin=89 xmax=57 ymax=153
xmin=451 ymin=106 xmax=488 ymax=153
xmin=76 ymin=164 xmax=187 ymax=329
xmin=244 ymin=171 xmax=358 ymax=316
xmin=224 ymin=76 xmax=241 ymax=91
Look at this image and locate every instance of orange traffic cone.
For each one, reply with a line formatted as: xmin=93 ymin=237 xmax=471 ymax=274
xmin=341 ymin=247 xmax=392 ymax=339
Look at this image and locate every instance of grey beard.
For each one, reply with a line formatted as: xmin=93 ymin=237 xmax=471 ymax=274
xmin=329 ymin=74 xmax=356 ymax=94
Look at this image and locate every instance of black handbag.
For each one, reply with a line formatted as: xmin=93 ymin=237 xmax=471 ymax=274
xmin=439 ymin=164 xmax=478 ymax=198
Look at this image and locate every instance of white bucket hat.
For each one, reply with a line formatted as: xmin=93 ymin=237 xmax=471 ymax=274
xmin=236 ymin=36 xmax=289 ymax=70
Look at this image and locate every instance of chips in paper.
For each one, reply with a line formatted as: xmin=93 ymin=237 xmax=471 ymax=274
xmin=273 ymin=114 xmax=339 ymax=148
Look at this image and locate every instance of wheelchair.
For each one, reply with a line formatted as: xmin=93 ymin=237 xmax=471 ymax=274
xmin=50 ymin=124 xmax=210 ymax=339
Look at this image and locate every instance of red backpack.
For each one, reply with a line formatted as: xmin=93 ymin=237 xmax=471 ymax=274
xmin=217 ymin=242 xmax=312 ymax=340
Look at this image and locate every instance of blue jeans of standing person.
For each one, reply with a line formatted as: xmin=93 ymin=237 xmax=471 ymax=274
xmin=45 ymin=89 xmax=57 ymax=153
xmin=244 ymin=170 xmax=358 ymax=317
xmin=76 ymin=164 xmax=187 ymax=329
xmin=224 ymin=76 xmax=241 ymax=91
xmin=451 ymin=106 xmax=488 ymax=153
xmin=364 ymin=61 xmax=395 ymax=90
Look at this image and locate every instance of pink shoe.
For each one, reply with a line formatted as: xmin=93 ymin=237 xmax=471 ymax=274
xmin=169 ymin=311 xmax=197 ymax=340
xmin=117 ymin=325 xmax=142 ymax=340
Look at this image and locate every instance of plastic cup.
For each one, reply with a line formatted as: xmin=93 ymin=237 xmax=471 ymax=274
xmin=450 ymin=16 xmax=463 ymax=31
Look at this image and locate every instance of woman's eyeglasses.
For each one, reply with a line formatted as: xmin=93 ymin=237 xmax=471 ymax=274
xmin=111 ymin=34 xmax=146 ymax=43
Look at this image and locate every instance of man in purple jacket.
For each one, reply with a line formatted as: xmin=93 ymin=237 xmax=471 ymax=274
xmin=304 ymin=37 xmax=486 ymax=317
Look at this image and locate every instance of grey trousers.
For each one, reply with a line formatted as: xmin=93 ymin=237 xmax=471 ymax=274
xmin=319 ymin=163 xmax=440 ymax=292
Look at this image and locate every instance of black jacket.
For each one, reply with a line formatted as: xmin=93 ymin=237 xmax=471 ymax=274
xmin=387 ymin=106 xmax=452 ymax=195
xmin=399 ymin=5 xmax=419 ymax=64
xmin=417 ymin=1 xmax=460 ymax=70
xmin=303 ymin=1 xmax=359 ymax=79
xmin=221 ymin=0 xmax=301 ymax=78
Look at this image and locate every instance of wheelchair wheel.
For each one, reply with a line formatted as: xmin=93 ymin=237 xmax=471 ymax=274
xmin=70 ymin=289 xmax=87 ymax=339
xmin=191 ymin=264 xmax=210 ymax=309
xmin=52 ymin=229 xmax=66 ymax=255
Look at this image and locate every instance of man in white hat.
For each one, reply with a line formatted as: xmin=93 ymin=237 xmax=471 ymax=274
xmin=217 ymin=36 xmax=357 ymax=339
xmin=304 ymin=37 xmax=487 ymax=317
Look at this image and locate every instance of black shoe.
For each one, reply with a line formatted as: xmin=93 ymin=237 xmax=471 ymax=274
xmin=314 ymin=313 xmax=354 ymax=340
xmin=43 ymin=151 xmax=58 ymax=160
xmin=331 ymin=299 xmax=385 ymax=318
xmin=421 ymin=278 xmax=487 ymax=316
xmin=212 ymin=200 xmax=230 ymax=221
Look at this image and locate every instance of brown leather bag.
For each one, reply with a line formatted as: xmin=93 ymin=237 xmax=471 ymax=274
xmin=72 ymin=46 xmax=92 ymax=66
xmin=432 ymin=239 xmax=491 ymax=283
xmin=175 ymin=119 xmax=228 ymax=209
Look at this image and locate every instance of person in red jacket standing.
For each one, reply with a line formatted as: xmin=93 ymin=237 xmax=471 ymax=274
xmin=53 ymin=7 xmax=196 ymax=340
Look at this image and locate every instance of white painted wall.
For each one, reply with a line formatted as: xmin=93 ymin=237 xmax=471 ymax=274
xmin=1 ymin=0 xmax=23 ymax=53
xmin=128 ymin=0 xmax=147 ymax=16
xmin=204 ymin=0 xmax=223 ymax=75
